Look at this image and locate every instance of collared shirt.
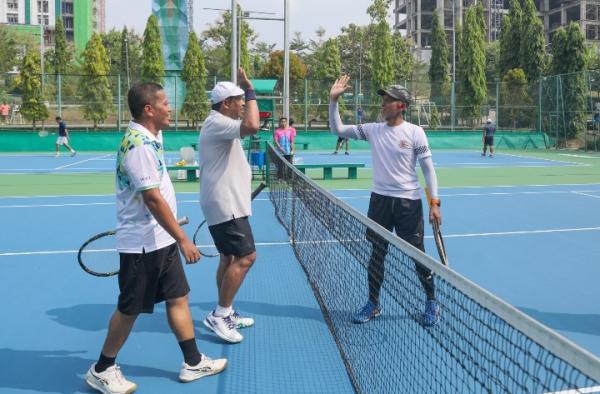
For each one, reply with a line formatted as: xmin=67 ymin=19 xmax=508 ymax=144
xmin=198 ymin=110 xmax=251 ymax=226
xmin=484 ymin=124 xmax=496 ymax=137
xmin=115 ymin=121 xmax=177 ymax=253
xmin=349 ymin=121 xmax=432 ymax=199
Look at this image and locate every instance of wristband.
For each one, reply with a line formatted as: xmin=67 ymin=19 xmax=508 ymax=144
xmin=244 ymin=89 xmax=257 ymax=101
xmin=430 ymin=198 xmax=441 ymax=207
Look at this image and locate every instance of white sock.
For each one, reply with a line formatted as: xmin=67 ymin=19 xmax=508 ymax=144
xmin=214 ymin=305 xmax=232 ymax=317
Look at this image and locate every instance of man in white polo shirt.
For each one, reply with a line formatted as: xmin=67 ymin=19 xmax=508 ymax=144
xmin=198 ymin=68 xmax=260 ymax=343
xmin=85 ymin=83 xmax=227 ymax=394
xmin=329 ymin=75 xmax=443 ymax=327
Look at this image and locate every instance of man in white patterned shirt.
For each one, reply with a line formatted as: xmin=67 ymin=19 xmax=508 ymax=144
xmin=329 ymin=75 xmax=443 ymax=327
xmin=84 ymin=83 xmax=226 ymax=394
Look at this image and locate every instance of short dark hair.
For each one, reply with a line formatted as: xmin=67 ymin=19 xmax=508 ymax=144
xmin=279 ymin=117 xmax=287 ymax=122
xmin=55 ymin=116 xmax=61 ymax=121
xmin=127 ymin=83 xmax=164 ymax=119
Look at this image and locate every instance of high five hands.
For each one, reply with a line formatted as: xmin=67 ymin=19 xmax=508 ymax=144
xmin=330 ymin=75 xmax=352 ymax=102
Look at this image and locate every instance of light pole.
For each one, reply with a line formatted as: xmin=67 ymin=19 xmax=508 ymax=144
xmin=124 ymin=37 xmax=131 ymax=90
xmin=231 ymin=0 xmax=238 ymax=84
xmin=451 ymin=0 xmax=456 ymax=131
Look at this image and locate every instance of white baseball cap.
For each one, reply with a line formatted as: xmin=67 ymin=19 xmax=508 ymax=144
xmin=210 ymin=81 xmax=245 ymax=104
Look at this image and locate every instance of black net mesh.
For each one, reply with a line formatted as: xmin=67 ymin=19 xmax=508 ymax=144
xmin=266 ymin=143 xmax=600 ymax=394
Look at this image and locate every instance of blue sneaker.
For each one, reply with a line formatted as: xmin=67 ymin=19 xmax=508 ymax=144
xmin=423 ymin=300 xmax=440 ymax=327
xmin=353 ymin=301 xmax=381 ymax=324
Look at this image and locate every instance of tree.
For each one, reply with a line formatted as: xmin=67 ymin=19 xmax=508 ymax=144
xmin=485 ymin=41 xmax=500 ymax=83
xmin=520 ymin=0 xmax=546 ymax=81
xmin=141 ymin=15 xmax=164 ymax=84
xmin=79 ymin=33 xmax=112 ymax=129
xmin=457 ymin=5 xmax=487 ymax=126
xmin=500 ymin=68 xmax=533 ymax=128
xmin=337 ymin=24 xmax=372 ymax=82
xmin=180 ymin=31 xmax=209 ymax=128
xmin=367 ymin=0 xmax=394 ymax=92
xmin=120 ymin=27 xmax=143 ymax=89
xmin=201 ymin=8 xmax=257 ymax=80
xmin=311 ymin=38 xmax=345 ymax=119
xmin=0 ymin=25 xmax=18 ymax=74
xmin=53 ymin=17 xmax=71 ymax=75
xmin=392 ymin=31 xmax=414 ymax=81
xmin=551 ymin=23 xmax=588 ymax=139
xmin=429 ymin=11 xmax=451 ymax=105
xmin=19 ymin=50 xmax=49 ymax=129
xmin=259 ymin=50 xmax=308 ymax=81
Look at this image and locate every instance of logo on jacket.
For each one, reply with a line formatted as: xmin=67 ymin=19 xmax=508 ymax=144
xmin=399 ymin=140 xmax=410 ymax=149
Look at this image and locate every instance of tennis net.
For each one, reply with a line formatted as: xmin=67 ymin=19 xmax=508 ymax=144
xmin=266 ymin=144 xmax=600 ymax=394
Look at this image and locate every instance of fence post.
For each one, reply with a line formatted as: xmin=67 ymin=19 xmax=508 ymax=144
xmin=538 ymin=79 xmax=542 ymax=133
xmin=174 ymin=76 xmax=178 ymax=132
xmin=496 ymin=81 xmax=499 ymax=129
xmin=451 ymin=81 xmax=455 ymax=131
xmin=304 ymin=78 xmax=308 ymax=132
xmin=57 ymin=74 xmax=62 ymax=117
xmin=117 ymin=74 xmax=121 ymax=131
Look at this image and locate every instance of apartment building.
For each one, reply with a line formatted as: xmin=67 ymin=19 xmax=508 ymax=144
xmin=0 ymin=0 xmax=105 ymax=52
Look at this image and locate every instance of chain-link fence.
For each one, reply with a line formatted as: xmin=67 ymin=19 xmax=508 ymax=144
xmin=2 ymin=70 xmax=599 ymax=150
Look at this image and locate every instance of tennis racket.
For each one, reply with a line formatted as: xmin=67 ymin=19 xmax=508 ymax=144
xmin=425 ymin=188 xmax=449 ymax=266
xmin=77 ymin=216 xmax=190 ymax=277
xmin=193 ymin=182 xmax=267 ymax=257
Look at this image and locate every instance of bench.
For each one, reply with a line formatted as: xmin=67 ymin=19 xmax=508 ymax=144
xmin=166 ymin=165 xmax=198 ymax=182
xmin=296 ymin=142 xmax=310 ymax=150
xmin=294 ymin=163 xmax=365 ymax=180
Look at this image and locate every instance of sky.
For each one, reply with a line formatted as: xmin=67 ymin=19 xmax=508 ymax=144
xmin=105 ymin=0 xmax=392 ymax=48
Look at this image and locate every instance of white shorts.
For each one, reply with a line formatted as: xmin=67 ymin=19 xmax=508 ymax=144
xmin=56 ymin=136 xmax=69 ymax=145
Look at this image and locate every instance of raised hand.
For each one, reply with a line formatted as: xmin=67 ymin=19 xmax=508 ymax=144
xmin=238 ymin=67 xmax=253 ymax=91
xmin=330 ymin=75 xmax=351 ymax=102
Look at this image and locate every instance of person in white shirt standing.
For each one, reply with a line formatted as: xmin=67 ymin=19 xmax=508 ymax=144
xmin=198 ymin=68 xmax=260 ymax=344
xmin=85 ymin=83 xmax=227 ymax=394
xmin=329 ymin=75 xmax=443 ymax=327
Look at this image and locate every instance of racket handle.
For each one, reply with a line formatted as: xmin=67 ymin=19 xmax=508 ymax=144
xmin=251 ymin=182 xmax=267 ymax=200
xmin=178 ymin=216 xmax=189 ymax=226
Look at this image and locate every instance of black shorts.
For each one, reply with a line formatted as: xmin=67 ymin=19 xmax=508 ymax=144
xmin=208 ymin=216 xmax=256 ymax=257
xmin=484 ymin=136 xmax=494 ymax=146
xmin=366 ymin=192 xmax=424 ymax=252
xmin=117 ymin=243 xmax=190 ymax=315
xmin=337 ymin=137 xmax=349 ymax=143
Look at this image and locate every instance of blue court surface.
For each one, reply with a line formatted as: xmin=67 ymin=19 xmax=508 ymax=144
xmin=0 ymin=150 xmax=590 ymax=175
xmin=1 ymin=151 xmax=599 ymax=393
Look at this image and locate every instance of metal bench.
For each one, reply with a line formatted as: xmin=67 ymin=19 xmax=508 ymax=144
xmin=166 ymin=165 xmax=198 ymax=182
xmin=294 ymin=163 xmax=365 ymax=180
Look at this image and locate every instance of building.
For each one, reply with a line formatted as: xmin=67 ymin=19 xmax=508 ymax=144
xmin=394 ymin=0 xmax=600 ymax=63
xmin=0 ymin=0 xmax=105 ymax=52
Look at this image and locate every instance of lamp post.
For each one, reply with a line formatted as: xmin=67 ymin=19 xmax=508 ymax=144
xmin=451 ymin=0 xmax=456 ymax=132
xmin=124 ymin=37 xmax=131 ymax=91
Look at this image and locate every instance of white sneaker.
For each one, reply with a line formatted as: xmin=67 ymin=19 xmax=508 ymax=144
xmin=70 ymin=150 xmax=77 ymax=157
xmin=85 ymin=363 xmax=137 ymax=394
xmin=203 ymin=311 xmax=243 ymax=343
xmin=178 ymin=354 xmax=228 ymax=383
xmin=55 ymin=153 xmax=60 ymax=157
xmin=231 ymin=310 xmax=254 ymax=328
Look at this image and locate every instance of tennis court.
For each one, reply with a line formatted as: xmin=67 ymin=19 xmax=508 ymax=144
xmin=1 ymin=146 xmax=599 ymax=393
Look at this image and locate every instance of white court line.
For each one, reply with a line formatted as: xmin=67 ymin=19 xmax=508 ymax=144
xmin=443 ymin=227 xmax=600 ymax=238
xmin=0 ymin=167 xmax=110 ymax=172
xmin=572 ymin=191 xmax=600 ymax=199
xmin=544 ymin=386 xmax=600 ymax=394
xmin=54 ymin=153 xmax=113 ymax=170
xmin=559 ymin=153 xmax=600 ymax=159
xmin=0 ymin=202 xmax=113 ymax=208
xmin=4 ymin=227 xmax=600 ymax=257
